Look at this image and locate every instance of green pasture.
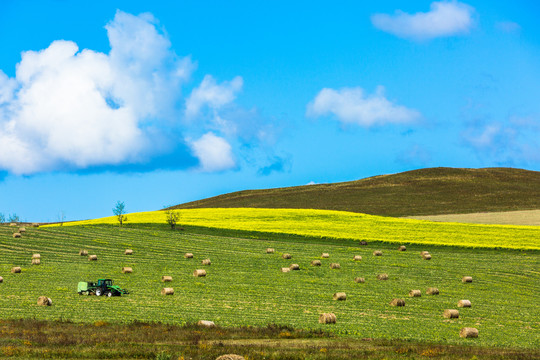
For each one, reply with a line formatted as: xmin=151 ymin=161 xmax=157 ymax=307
xmin=0 ymin=224 xmax=538 ymax=350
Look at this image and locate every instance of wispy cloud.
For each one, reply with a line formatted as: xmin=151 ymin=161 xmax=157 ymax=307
xmin=306 ymin=86 xmax=420 ymax=127
xmin=495 ymin=21 xmax=521 ymax=34
xmin=185 ymin=75 xmax=243 ymax=119
xmin=371 ymin=1 xmax=474 ymax=41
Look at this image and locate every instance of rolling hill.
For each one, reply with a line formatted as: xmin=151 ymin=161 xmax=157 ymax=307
xmin=167 ymin=167 xmax=540 ymax=217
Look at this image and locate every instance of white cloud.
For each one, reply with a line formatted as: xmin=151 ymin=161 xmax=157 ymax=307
xmin=0 ymin=11 xmax=195 ymax=175
xmin=371 ymin=1 xmax=474 ymax=41
xmin=306 ymin=86 xmax=420 ymax=127
xmin=185 ymin=75 xmax=243 ymax=118
xmin=495 ymin=21 xmax=521 ymax=34
xmin=189 ymin=132 xmax=236 ymax=172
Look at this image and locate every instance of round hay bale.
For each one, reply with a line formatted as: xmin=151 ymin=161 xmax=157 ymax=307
xmin=282 ymin=253 xmax=292 ymax=259
xmin=373 ymin=250 xmax=382 ymax=256
xmin=422 ymin=254 xmax=432 ymax=260
xmin=31 ymin=258 xmax=41 ymax=265
xmin=88 ymin=255 xmax=97 ymax=261
xmin=390 ymin=298 xmax=405 ymax=306
xmin=458 ymin=300 xmax=471 ymax=308
xmin=359 ymin=240 xmax=368 ymax=245
xmin=318 ymin=313 xmax=336 ymax=324
xmin=460 ymin=327 xmax=478 ymax=338
xmin=122 ymin=267 xmax=133 ymax=274
xmin=161 ymin=288 xmax=174 ymax=295
xmin=281 ymin=267 xmax=290 ymax=273
xmin=32 ymin=223 xmax=39 ymax=227
xmin=32 ymin=254 xmax=40 ymax=259
xmin=310 ymin=260 xmax=322 ymax=266
xmin=12 ymin=233 xmax=21 ymax=238
xmin=354 ymin=277 xmax=365 ymax=283
xmin=289 ymin=264 xmax=300 ymax=270
xmin=462 ymin=276 xmax=473 ymax=283
xmin=377 ymin=273 xmax=389 ymax=280
xmin=266 ymin=248 xmax=275 ymax=254
xmin=330 ymin=263 xmax=340 ymax=269
xmin=79 ymin=250 xmax=88 ymax=256
xmin=421 ymin=251 xmax=430 ymax=256
xmin=426 ymin=287 xmax=439 ymax=295
xmin=409 ymin=290 xmax=421 ymax=297
xmin=333 ymin=292 xmax=346 ymax=301
xmin=11 ymin=267 xmax=21 ymax=273
xmin=0 ymin=276 xmax=3 ymax=283
xmin=398 ymin=245 xmax=406 ymax=251
xmin=215 ymin=355 xmax=245 ymax=360
xmin=353 ymin=255 xmax=362 ymax=261
xmin=19 ymin=227 xmax=26 ymax=233
xmin=443 ymin=309 xmax=459 ymax=319
xmin=197 ymin=320 xmax=215 ymax=327
xmin=9 ymin=222 xmax=17 ymax=227
xmin=37 ymin=296 xmax=52 ymax=306
xmin=162 ymin=275 xmax=173 ymax=282
xmin=124 ymin=249 xmax=133 ymax=255
xmin=193 ymin=269 xmax=207 ymax=277
xmin=321 ymin=253 xmax=330 ymax=258
xmin=184 ymin=253 xmax=194 ymax=258
xmin=202 ymin=259 xmax=211 ymax=265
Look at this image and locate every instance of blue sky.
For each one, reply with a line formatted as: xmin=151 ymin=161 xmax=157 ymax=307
xmin=1 ymin=1 xmax=539 ymax=222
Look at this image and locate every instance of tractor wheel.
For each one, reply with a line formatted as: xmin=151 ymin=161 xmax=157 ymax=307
xmin=107 ymin=292 xmax=113 ymax=297
xmin=95 ymin=288 xmax=103 ymax=296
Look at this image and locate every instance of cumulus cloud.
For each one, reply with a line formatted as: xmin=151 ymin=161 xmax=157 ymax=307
xmin=0 ymin=11 xmax=195 ymax=175
xmin=306 ymin=86 xmax=420 ymax=127
xmin=371 ymin=1 xmax=474 ymax=41
xmin=185 ymin=75 xmax=243 ymax=118
xmin=189 ymin=132 xmax=236 ymax=172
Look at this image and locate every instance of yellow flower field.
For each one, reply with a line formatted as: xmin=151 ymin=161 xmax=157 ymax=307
xmin=54 ymin=208 xmax=540 ymax=250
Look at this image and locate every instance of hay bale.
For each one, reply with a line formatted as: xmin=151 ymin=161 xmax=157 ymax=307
xmin=0 ymin=276 xmax=3 ymax=283
xmin=266 ymin=248 xmax=275 ymax=254
xmin=197 ymin=320 xmax=215 ymax=327
xmin=462 ymin=276 xmax=473 ymax=283
xmin=333 ymin=292 xmax=346 ymax=301
xmin=281 ymin=267 xmax=290 ymax=273
xmin=310 ymin=260 xmax=322 ymax=266
xmin=443 ymin=309 xmax=459 ymax=319
xmin=122 ymin=267 xmax=133 ymax=274
xmin=354 ymin=277 xmax=365 ymax=283
xmin=124 ymin=249 xmax=133 ymax=255
xmin=353 ymin=255 xmax=362 ymax=261
xmin=184 ymin=253 xmax=194 ymax=258
xmin=162 ymin=275 xmax=173 ymax=282
xmin=321 ymin=253 xmax=330 ymax=258
xmin=31 ymin=258 xmax=41 ymax=265
xmin=193 ymin=269 xmax=207 ymax=277
xmin=79 ymin=250 xmax=88 ymax=256
xmin=32 ymin=254 xmax=40 ymax=259
xmin=9 ymin=222 xmax=17 ymax=227
xmin=390 ymin=298 xmax=405 ymax=306
xmin=202 ymin=259 xmax=211 ymax=265
xmin=421 ymin=251 xmax=430 ymax=256
xmin=460 ymin=327 xmax=479 ymax=338
xmin=318 ymin=313 xmax=336 ymax=324
xmin=377 ymin=273 xmax=389 ymax=280
xmin=11 ymin=267 xmax=21 ymax=273
xmin=373 ymin=250 xmax=382 ymax=256
xmin=422 ymin=253 xmax=432 ymax=260
xmin=19 ymin=227 xmax=26 ymax=233
xmin=458 ymin=300 xmax=471 ymax=308
xmin=12 ymin=233 xmax=21 ymax=238
xmin=32 ymin=223 xmax=39 ymax=227
xmin=426 ymin=287 xmax=439 ymax=295
xmin=37 ymin=296 xmax=52 ymax=306
xmin=409 ymin=290 xmax=421 ymax=297
xmin=215 ymin=355 xmax=245 ymax=360
xmin=360 ymin=240 xmax=368 ymax=245
xmin=330 ymin=263 xmax=341 ymax=269
xmin=282 ymin=253 xmax=292 ymax=259
xmin=88 ymin=255 xmax=97 ymax=261
xmin=161 ymin=288 xmax=174 ymax=295
xmin=398 ymin=245 xmax=406 ymax=251
xmin=289 ymin=264 xmax=300 ymax=270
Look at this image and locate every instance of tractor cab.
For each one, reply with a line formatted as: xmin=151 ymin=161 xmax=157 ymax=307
xmin=97 ymin=279 xmax=113 ymax=287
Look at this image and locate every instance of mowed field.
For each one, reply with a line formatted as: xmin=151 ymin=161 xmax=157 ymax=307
xmin=405 ymin=209 xmax=540 ymax=226
xmin=1 ymin=223 xmax=539 ymax=350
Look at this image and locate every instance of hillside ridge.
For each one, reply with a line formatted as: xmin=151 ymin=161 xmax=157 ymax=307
xmin=167 ymin=167 xmax=540 ymax=217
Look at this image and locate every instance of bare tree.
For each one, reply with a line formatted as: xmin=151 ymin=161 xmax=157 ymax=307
xmin=0 ymin=213 xmax=5 ymax=223
xmin=8 ymin=213 xmax=19 ymax=223
xmin=165 ymin=210 xmax=180 ymax=229
xmin=113 ymin=201 xmax=127 ymax=226
xmin=58 ymin=211 xmax=66 ymax=226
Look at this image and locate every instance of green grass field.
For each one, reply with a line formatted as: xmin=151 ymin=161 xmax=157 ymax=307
xmin=1 ymin=223 xmax=538 ymax=351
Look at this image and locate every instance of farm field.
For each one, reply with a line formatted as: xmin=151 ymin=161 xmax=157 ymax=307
xmin=61 ymin=208 xmax=540 ymax=250
xmin=1 ymin=223 xmax=539 ymax=352
xmin=405 ymin=209 xmax=540 ymax=226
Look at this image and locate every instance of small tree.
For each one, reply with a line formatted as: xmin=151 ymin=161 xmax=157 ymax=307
xmin=58 ymin=211 xmax=66 ymax=226
xmin=165 ymin=210 xmax=180 ymax=229
xmin=0 ymin=213 xmax=5 ymax=223
xmin=8 ymin=213 xmax=19 ymax=223
xmin=113 ymin=201 xmax=127 ymax=226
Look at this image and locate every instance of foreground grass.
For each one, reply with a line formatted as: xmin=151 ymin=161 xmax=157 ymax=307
xmin=57 ymin=208 xmax=540 ymax=250
xmin=1 ymin=319 xmax=538 ymax=359
xmin=1 ymin=224 xmax=538 ymax=350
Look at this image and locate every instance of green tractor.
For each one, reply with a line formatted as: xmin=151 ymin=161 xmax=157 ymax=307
xmin=77 ymin=279 xmax=129 ymax=297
